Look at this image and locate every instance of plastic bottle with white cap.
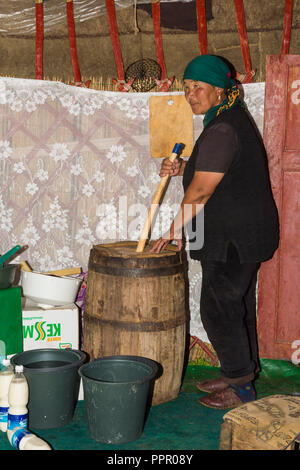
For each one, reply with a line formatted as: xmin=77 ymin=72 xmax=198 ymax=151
xmin=7 ymin=364 xmax=28 ymax=437
xmin=8 ymin=427 xmax=52 ymax=450
xmin=0 ymin=359 xmax=14 ymax=432
xmin=7 ymin=365 xmax=52 ymax=450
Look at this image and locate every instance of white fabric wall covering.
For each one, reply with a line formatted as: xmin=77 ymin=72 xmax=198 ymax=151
xmin=0 ymin=78 xmax=265 ymax=339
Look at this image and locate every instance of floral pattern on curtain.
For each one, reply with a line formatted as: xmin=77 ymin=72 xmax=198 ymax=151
xmin=0 ymin=78 xmax=265 ymax=340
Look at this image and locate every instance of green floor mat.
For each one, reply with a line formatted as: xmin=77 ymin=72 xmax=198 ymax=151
xmin=182 ymin=359 xmax=300 ymax=398
xmin=0 ymin=359 xmax=299 ymax=451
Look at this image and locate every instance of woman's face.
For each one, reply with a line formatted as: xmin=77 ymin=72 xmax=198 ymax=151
xmin=184 ymin=79 xmax=224 ymax=115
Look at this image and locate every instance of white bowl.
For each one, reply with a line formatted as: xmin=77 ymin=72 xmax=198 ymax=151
xmin=21 ymin=270 xmax=82 ymax=308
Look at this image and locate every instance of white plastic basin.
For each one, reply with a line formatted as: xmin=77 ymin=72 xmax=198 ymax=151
xmin=21 ymin=270 xmax=82 ymax=308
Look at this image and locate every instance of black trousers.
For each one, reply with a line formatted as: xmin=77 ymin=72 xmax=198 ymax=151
xmin=199 ymin=243 xmax=261 ymax=384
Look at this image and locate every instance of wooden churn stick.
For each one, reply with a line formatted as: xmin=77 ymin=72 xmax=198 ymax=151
xmin=136 ymin=143 xmax=183 ymax=253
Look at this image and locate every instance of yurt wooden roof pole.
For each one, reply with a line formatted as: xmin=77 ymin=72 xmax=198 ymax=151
xmin=152 ymin=0 xmax=174 ymax=92
xmin=35 ymin=0 xmax=43 ymax=80
xmin=196 ymin=0 xmax=208 ymax=55
xmin=66 ymin=0 xmax=90 ymax=87
xmin=281 ymin=0 xmax=294 ymax=54
xmin=105 ymin=0 xmax=133 ymax=92
xmin=136 ymin=143 xmax=182 ymax=253
xmin=233 ymin=0 xmax=254 ymax=83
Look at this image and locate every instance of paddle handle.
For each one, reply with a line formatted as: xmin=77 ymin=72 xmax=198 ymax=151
xmin=136 ymin=143 xmax=182 ymax=253
xmin=20 ymin=261 xmax=32 ymax=272
xmin=3 ymin=245 xmax=29 ymax=266
xmin=41 ymin=267 xmax=82 ymax=277
xmin=0 ymin=245 xmax=21 ymax=266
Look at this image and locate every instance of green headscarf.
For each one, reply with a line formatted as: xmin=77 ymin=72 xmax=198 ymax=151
xmin=183 ymin=55 xmax=243 ymax=127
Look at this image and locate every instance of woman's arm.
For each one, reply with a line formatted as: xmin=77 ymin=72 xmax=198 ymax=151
xmin=151 ymin=170 xmax=224 ymax=253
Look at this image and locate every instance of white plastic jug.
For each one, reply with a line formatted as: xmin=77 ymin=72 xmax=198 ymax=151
xmin=7 ymin=365 xmax=29 ymax=440
xmin=0 ymin=359 xmax=14 ymax=432
xmin=6 ymin=364 xmax=52 ymax=450
xmin=8 ymin=428 xmax=52 ymax=450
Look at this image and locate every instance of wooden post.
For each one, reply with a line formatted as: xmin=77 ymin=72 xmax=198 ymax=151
xmin=105 ymin=0 xmax=124 ymax=80
xmin=196 ymin=0 xmax=208 ymax=55
xmin=105 ymin=0 xmax=127 ymax=89
xmin=105 ymin=0 xmax=134 ymax=91
xmin=281 ymin=0 xmax=294 ymax=54
xmin=152 ymin=0 xmax=175 ymax=91
xmin=233 ymin=0 xmax=253 ymax=83
xmin=35 ymin=0 xmax=44 ymax=80
xmin=66 ymin=0 xmax=82 ymax=85
xmin=152 ymin=0 xmax=167 ymax=80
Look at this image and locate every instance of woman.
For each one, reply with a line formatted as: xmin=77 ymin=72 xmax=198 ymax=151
xmin=151 ymin=55 xmax=279 ymax=409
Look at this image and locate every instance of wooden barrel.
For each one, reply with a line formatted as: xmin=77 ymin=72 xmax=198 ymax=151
xmin=83 ymin=241 xmax=188 ymax=405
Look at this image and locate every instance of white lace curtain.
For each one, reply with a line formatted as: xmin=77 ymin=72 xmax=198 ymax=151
xmin=0 ymin=77 xmax=265 ymax=340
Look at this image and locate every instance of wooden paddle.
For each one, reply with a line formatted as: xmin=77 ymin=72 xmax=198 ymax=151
xmin=41 ymin=267 xmax=82 ymax=276
xmin=136 ymin=143 xmax=183 ymax=253
xmin=149 ymin=95 xmax=193 ymax=158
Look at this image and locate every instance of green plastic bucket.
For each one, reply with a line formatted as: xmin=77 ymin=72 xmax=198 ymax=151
xmin=11 ymin=348 xmax=86 ymax=429
xmin=78 ymin=355 xmax=158 ymax=444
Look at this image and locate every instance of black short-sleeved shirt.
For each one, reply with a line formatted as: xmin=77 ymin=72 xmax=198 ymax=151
xmin=182 ymin=106 xmax=279 ymax=263
xmin=193 ymin=121 xmax=239 ymax=173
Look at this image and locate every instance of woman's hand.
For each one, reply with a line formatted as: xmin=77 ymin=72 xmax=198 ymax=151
xmin=160 ymin=157 xmax=183 ymax=177
xmin=150 ymin=228 xmax=183 ymax=254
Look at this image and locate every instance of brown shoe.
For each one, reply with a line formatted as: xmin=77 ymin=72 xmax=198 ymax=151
xmin=196 ymin=377 xmax=229 ymax=393
xmin=198 ymin=387 xmax=244 ymax=410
